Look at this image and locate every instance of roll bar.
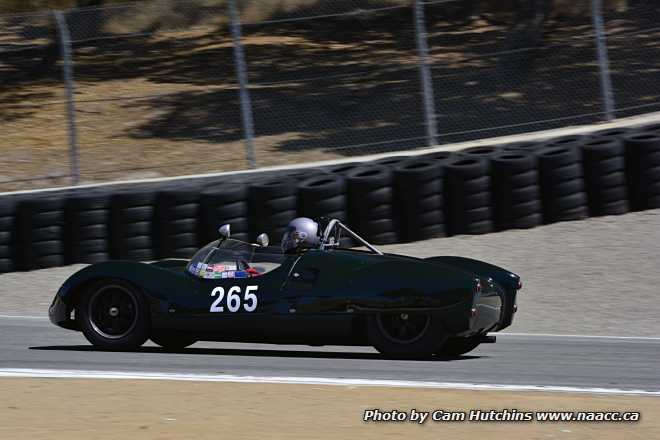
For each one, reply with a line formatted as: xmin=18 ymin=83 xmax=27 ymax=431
xmin=320 ymin=219 xmax=383 ymax=255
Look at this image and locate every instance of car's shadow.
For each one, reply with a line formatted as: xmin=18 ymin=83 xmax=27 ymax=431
xmin=29 ymin=345 xmax=482 ymax=362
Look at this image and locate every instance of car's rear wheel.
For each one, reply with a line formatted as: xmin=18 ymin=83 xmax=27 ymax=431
xmin=78 ymin=280 xmax=149 ymax=351
xmin=150 ymin=331 xmax=197 ymax=350
xmin=437 ymin=336 xmax=482 ymax=357
xmin=367 ymin=312 xmax=445 ymax=359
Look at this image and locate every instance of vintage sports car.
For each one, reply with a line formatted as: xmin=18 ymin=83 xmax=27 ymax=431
xmin=49 ymin=218 xmax=521 ymax=359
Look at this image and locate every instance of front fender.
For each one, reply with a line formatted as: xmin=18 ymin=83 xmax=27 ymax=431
xmin=51 ymin=260 xmax=193 ymax=331
xmin=347 ymin=260 xmax=476 ymax=311
xmin=427 ymin=256 xmax=521 ymax=331
xmin=56 ymin=261 xmax=189 ymax=305
xmin=425 ymin=256 xmax=519 ymax=290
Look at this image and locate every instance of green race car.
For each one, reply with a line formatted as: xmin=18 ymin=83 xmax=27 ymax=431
xmin=49 ymin=218 xmax=521 ymax=359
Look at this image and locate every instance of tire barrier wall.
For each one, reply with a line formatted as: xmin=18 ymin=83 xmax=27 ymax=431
xmin=392 ymin=158 xmax=446 ymax=242
xmin=154 ymin=190 xmax=199 ymax=259
xmin=346 ymin=166 xmax=398 ymax=245
xmin=64 ymin=194 xmax=111 ymax=264
xmin=199 ymin=184 xmax=250 ymax=246
xmin=623 ymin=132 xmax=660 ymax=210
xmin=109 ymin=191 xmax=156 ymax=262
xmin=248 ymin=178 xmax=298 ymax=242
xmin=1 ymin=123 xmax=660 ymax=272
xmin=14 ymin=198 xmax=65 ymax=270
xmin=0 ymin=200 xmax=15 ymax=273
xmin=444 ymin=156 xmax=494 ymax=235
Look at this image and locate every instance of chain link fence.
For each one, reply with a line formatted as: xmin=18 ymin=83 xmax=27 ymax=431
xmin=0 ymin=0 xmax=658 ymax=190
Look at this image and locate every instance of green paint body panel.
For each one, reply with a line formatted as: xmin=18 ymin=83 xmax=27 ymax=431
xmin=50 ymin=248 xmax=520 ymax=345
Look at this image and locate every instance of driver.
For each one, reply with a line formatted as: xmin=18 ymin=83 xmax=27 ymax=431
xmin=281 ymin=217 xmax=320 ymax=254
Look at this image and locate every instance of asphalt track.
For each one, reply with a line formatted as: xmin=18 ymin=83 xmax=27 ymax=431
xmin=1 ymin=316 xmax=658 ymax=393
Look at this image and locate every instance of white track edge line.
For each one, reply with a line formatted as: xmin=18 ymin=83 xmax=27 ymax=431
xmin=0 ymin=369 xmax=658 ymax=396
xmin=498 ymin=332 xmax=660 ymax=340
xmin=0 ymin=315 xmax=48 ymax=320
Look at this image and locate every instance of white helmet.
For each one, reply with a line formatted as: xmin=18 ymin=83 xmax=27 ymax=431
xmin=281 ymin=217 xmax=320 ymax=254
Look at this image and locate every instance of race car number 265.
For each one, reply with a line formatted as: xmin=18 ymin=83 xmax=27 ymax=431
xmin=209 ymin=285 xmax=258 ymax=313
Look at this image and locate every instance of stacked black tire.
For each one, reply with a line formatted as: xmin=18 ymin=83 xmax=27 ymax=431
xmin=298 ymin=174 xmax=348 ymax=222
xmin=154 ymin=189 xmax=199 ymax=259
xmin=490 ymin=152 xmax=543 ymax=229
xmin=64 ymin=194 xmax=111 ymax=264
xmin=444 ymin=157 xmax=494 ymax=235
xmin=346 ymin=166 xmax=398 ymax=244
xmin=199 ymin=184 xmax=250 ymax=244
xmin=0 ymin=201 xmax=15 ymax=273
xmin=249 ymin=178 xmax=298 ymax=242
xmin=109 ymin=192 xmax=156 ymax=261
xmin=624 ymin=132 xmax=660 ymax=210
xmin=392 ymin=158 xmax=446 ymax=242
xmin=536 ymin=146 xmax=589 ymax=223
xmin=580 ymin=137 xmax=629 ymax=216
xmin=14 ymin=198 xmax=65 ymax=270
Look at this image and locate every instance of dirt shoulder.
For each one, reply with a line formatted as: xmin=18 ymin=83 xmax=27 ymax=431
xmin=0 ymin=378 xmax=657 ymax=440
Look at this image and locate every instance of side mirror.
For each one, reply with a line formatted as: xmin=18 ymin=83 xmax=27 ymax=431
xmin=218 ymin=224 xmax=231 ymax=239
xmin=256 ymin=233 xmax=269 ymax=248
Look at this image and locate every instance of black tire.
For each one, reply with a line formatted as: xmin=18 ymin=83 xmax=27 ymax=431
xmin=461 ymin=146 xmax=499 ymax=157
xmin=124 ymin=248 xmax=154 ymax=261
xmin=284 ymin=167 xmax=331 ymax=181
xmin=121 ymin=221 xmax=152 ymax=236
xmin=78 ymin=252 xmax=110 ymax=264
xmin=437 ymin=336 xmax=482 ymax=357
xmin=76 ymin=209 xmax=109 ymax=226
xmin=32 ymin=226 xmax=63 ymax=242
xmin=0 ymin=258 xmax=13 ymax=273
xmin=150 ymin=331 xmax=197 ymax=350
xmin=367 ymin=312 xmax=446 ymax=359
xmin=77 ymin=239 xmax=109 ymax=254
xmin=325 ymin=162 xmax=362 ymax=175
xmin=501 ymin=141 xmax=546 ymax=153
xmin=347 ymin=166 xmax=397 ymax=243
xmin=624 ymin=132 xmax=660 ymax=210
xmin=298 ymin=175 xmax=348 ymax=221
xmin=374 ymin=156 xmax=411 ymax=168
xmin=393 ymin=158 xmax=446 ymax=242
xmin=33 ymin=254 xmax=64 ymax=269
xmin=78 ymin=280 xmax=150 ymax=351
xmin=444 ymin=156 xmax=493 ymax=235
xmin=426 ymin=151 xmax=455 ymax=163
xmin=119 ymin=206 xmax=154 ymax=223
xmin=541 ymin=134 xmax=585 ymax=149
xmin=199 ymin=185 xmax=249 ymax=244
xmin=249 ymin=178 xmax=298 ymax=241
xmin=79 ymin=224 xmax=109 ymax=240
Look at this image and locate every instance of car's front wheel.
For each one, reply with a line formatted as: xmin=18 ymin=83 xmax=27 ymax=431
xmin=151 ymin=331 xmax=197 ymax=350
xmin=437 ymin=336 xmax=482 ymax=357
xmin=78 ymin=280 xmax=150 ymax=351
xmin=367 ymin=312 xmax=445 ymax=359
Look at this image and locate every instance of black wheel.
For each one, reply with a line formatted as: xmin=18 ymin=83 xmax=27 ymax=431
xmin=151 ymin=331 xmax=197 ymax=350
xmin=78 ymin=280 xmax=149 ymax=351
xmin=437 ymin=336 xmax=482 ymax=357
xmin=367 ymin=312 xmax=445 ymax=359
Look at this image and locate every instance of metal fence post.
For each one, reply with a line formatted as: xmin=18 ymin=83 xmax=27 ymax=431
xmin=229 ymin=0 xmax=257 ymax=169
xmin=54 ymin=10 xmax=81 ymax=184
xmin=413 ymin=0 xmax=438 ymax=147
xmin=591 ymin=0 xmax=615 ymax=121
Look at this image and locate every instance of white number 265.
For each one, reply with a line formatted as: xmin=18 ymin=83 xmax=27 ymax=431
xmin=210 ymin=285 xmax=258 ymax=313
